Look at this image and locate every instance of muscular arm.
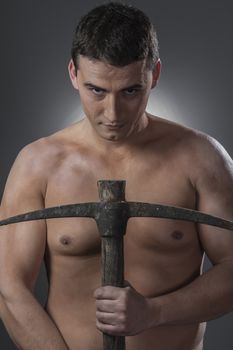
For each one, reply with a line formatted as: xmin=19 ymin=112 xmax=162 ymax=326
xmin=149 ymin=133 xmax=233 ymax=327
xmin=0 ymin=143 xmax=68 ymax=349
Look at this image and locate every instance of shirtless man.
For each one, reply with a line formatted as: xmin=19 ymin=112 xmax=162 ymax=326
xmin=0 ymin=2 xmax=233 ymax=350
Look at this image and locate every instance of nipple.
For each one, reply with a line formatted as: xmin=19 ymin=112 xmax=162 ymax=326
xmin=60 ymin=235 xmax=72 ymax=245
xmin=171 ymin=230 xmax=184 ymax=240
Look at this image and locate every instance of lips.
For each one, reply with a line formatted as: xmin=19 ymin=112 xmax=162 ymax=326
xmin=103 ymin=123 xmax=124 ymax=129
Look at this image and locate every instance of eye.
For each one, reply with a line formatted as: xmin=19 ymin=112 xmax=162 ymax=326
xmin=124 ymin=88 xmax=138 ymax=96
xmin=89 ymin=88 xmax=104 ymax=96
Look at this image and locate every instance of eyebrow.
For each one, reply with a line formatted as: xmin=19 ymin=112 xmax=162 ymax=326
xmin=83 ymin=82 xmax=144 ymax=92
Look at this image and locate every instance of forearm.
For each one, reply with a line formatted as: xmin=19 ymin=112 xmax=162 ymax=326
xmin=150 ymin=261 xmax=233 ymax=327
xmin=1 ymin=286 xmax=68 ymax=350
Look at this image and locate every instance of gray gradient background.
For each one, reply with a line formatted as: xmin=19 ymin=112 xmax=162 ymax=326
xmin=0 ymin=0 xmax=233 ymax=348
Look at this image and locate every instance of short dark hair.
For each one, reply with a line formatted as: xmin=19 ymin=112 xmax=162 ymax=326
xmin=71 ymin=2 xmax=159 ymax=72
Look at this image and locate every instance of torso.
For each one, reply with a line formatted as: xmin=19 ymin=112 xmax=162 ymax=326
xmin=41 ymin=114 xmax=205 ymax=350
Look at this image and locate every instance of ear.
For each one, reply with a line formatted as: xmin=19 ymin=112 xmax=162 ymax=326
xmin=151 ymin=59 xmax=161 ymax=89
xmin=68 ymin=59 xmax=79 ymax=90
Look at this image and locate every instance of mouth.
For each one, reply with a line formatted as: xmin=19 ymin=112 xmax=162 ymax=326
xmin=103 ymin=123 xmax=124 ymax=129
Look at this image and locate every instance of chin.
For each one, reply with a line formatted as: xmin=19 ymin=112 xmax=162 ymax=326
xmin=105 ymin=134 xmax=121 ymax=141
xmin=103 ymin=132 xmax=125 ymax=142
xmin=97 ymin=126 xmax=131 ymax=142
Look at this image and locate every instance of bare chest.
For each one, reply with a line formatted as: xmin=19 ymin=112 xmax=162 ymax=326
xmin=44 ymin=152 xmax=199 ymax=259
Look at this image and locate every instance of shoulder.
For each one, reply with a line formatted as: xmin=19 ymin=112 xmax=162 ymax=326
xmin=15 ymin=136 xmax=61 ymax=176
xmin=184 ymin=129 xmax=232 ymax=178
xmin=16 ymin=124 xmax=76 ymax=171
xmin=147 ymin=113 xmax=196 ymax=149
xmin=7 ymin=130 xmax=70 ymax=197
xmin=14 ymin=122 xmax=85 ymax=179
xmin=177 ymin=128 xmax=233 ymax=192
xmin=150 ymin=114 xmax=233 ymax=172
xmin=148 ymin=114 xmax=233 ymax=187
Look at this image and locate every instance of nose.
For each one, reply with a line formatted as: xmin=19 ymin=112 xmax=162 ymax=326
xmin=104 ymin=94 xmax=121 ymax=124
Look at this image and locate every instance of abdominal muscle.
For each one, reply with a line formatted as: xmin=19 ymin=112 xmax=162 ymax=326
xmin=44 ymin=248 xmax=206 ymax=350
xmin=45 ymin=289 xmax=206 ymax=350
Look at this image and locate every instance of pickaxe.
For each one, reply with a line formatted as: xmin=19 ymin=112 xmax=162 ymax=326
xmin=0 ymin=180 xmax=233 ymax=350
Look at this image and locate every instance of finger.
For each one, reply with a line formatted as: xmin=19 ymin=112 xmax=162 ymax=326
xmin=96 ymin=319 xmax=124 ymax=336
xmin=94 ymin=285 xmax=122 ymax=300
xmin=96 ymin=299 xmax=117 ymax=312
xmin=96 ymin=310 xmax=115 ymax=325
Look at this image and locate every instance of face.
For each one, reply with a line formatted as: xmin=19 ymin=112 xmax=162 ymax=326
xmin=68 ymin=55 xmax=161 ymax=142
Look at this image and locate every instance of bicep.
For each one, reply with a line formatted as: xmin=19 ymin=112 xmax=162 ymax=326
xmin=193 ymin=135 xmax=233 ymax=265
xmin=0 ymin=145 xmax=47 ymax=295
